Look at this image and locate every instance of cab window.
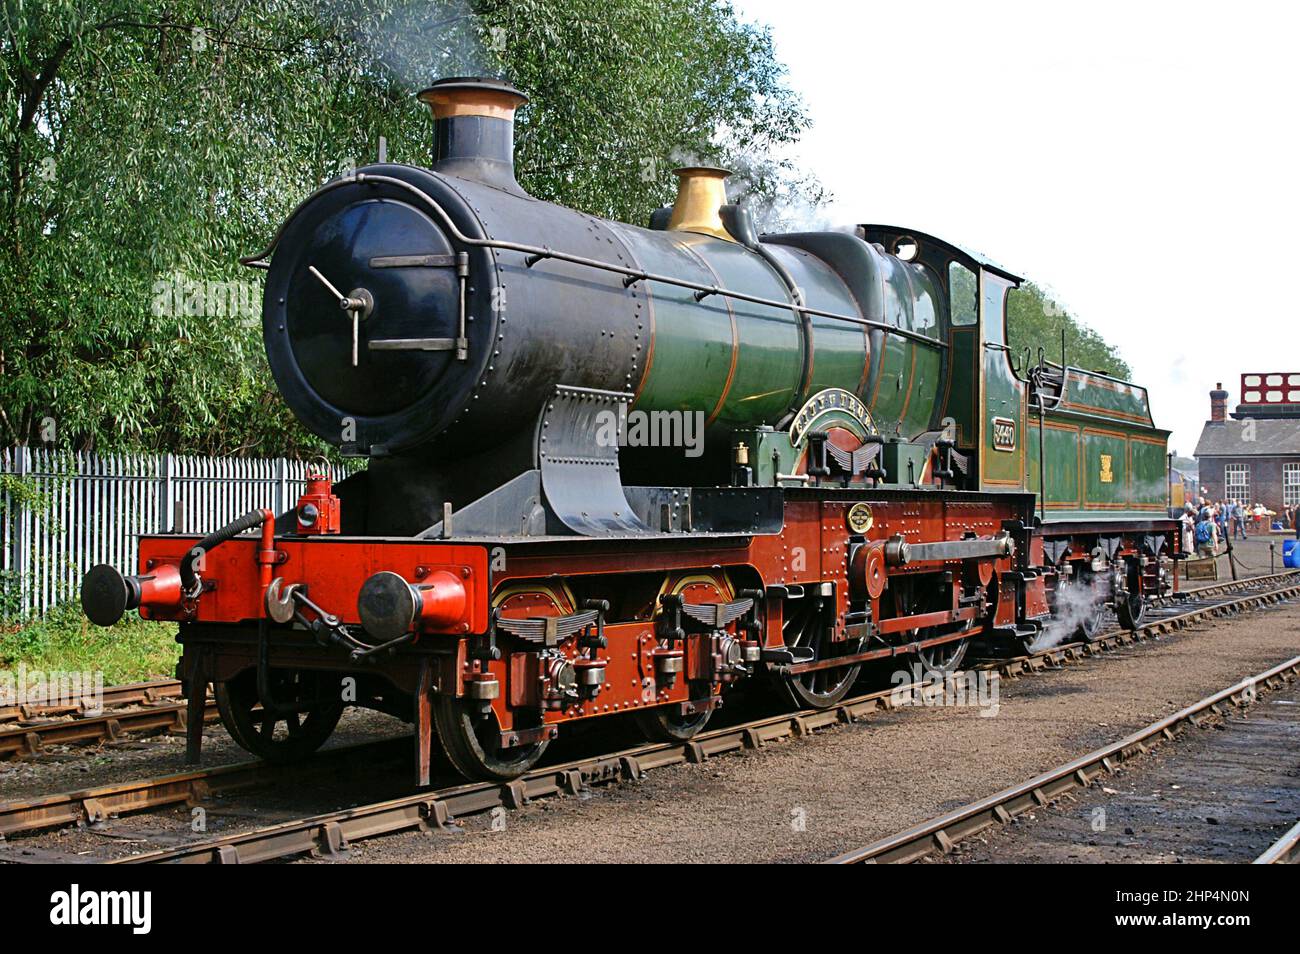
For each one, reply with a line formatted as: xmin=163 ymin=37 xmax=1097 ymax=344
xmin=949 ymin=261 xmax=977 ymax=326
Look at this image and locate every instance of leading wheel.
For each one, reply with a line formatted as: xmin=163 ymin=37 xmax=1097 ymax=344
xmin=633 ymin=704 xmax=712 ymax=743
xmin=777 ymin=596 xmax=862 ymax=709
xmin=215 ymin=668 xmax=344 ymax=763
xmin=433 ymin=697 xmax=550 ymax=781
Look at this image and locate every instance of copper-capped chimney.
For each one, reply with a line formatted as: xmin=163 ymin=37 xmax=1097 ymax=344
xmin=666 ymin=166 xmax=737 ymax=242
xmin=1209 ymin=382 xmax=1229 ymax=422
xmin=417 ymin=76 xmax=527 ymax=192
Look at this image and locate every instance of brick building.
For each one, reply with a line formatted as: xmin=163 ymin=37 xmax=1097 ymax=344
xmin=1194 ymin=375 xmax=1300 ymax=515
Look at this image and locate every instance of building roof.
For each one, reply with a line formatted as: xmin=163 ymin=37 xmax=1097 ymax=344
xmin=1230 ymin=404 xmax=1300 ymax=420
xmin=1194 ymin=417 xmax=1300 ymax=458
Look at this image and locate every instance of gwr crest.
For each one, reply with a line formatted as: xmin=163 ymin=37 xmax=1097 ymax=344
xmin=1099 ymin=454 xmax=1114 ymax=483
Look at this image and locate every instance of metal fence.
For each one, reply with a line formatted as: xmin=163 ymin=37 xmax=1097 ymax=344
xmin=0 ymin=447 xmax=354 ymax=620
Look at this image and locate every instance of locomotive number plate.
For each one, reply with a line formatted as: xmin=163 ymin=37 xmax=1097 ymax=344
xmin=991 ymin=417 xmax=1016 ymax=452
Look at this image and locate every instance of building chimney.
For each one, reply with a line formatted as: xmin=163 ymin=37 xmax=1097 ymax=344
xmin=417 ymin=77 xmax=527 ymax=192
xmin=1210 ymin=382 xmax=1229 ymax=422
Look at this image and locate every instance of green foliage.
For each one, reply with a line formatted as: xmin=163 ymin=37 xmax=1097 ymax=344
xmin=0 ymin=470 xmax=46 ymax=511
xmin=1 ymin=0 xmax=818 ymax=456
xmin=490 ymin=0 xmax=825 ymax=226
xmin=0 ymin=603 xmax=178 ymax=682
xmin=1007 ymin=282 xmax=1131 ymax=381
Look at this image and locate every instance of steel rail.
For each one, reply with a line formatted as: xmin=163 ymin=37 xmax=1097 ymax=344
xmin=0 ymin=691 xmax=899 ymax=846
xmin=826 ymin=653 xmax=1300 ymax=864
xmin=0 ymin=737 xmax=408 ymax=839
xmin=105 ymin=578 xmax=1300 ymax=865
xmin=1158 ymin=569 xmax=1300 ymax=605
xmin=0 ymin=677 xmax=183 ymax=724
xmin=0 ymin=697 xmax=217 ymax=760
xmin=1253 ymin=819 xmax=1300 ymax=864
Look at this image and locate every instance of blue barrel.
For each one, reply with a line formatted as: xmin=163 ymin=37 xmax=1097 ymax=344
xmin=1285 ymin=539 xmax=1300 ymax=568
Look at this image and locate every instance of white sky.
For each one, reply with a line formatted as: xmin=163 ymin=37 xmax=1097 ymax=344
xmin=734 ymin=0 xmax=1299 ymax=458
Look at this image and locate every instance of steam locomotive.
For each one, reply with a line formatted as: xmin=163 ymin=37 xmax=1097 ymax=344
xmin=82 ymin=77 xmax=1178 ymax=782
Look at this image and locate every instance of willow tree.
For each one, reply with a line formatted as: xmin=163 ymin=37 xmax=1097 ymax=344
xmin=1 ymin=0 xmax=817 ymax=455
xmin=1007 ymin=283 xmax=1132 ymax=381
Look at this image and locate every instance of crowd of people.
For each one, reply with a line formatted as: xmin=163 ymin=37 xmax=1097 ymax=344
xmin=1178 ymin=498 xmax=1300 ymax=558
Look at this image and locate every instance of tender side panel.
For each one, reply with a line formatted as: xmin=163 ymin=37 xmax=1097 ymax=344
xmin=1028 ymin=408 xmax=1170 ymax=520
xmin=1059 ymin=369 xmax=1154 ymax=426
xmin=1025 ymin=419 xmax=1084 ymax=510
xmin=1082 ymin=427 xmax=1129 ymax=510
xmin=1129 ymin=435 xmax=1169 ymax=508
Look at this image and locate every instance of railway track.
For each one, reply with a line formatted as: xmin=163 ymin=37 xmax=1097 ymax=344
xmin=1254 ymin=820 xmax=1300 ymax=864
xmin=1 ymin=571 xmax=1296 ymax=863
xmin=0 ymin=676 xmax=182 ymax=723
xmin=1153 ymin=569 xmax=1300 ymax=606
xmin=980 ymin=570 xmax=1300 ymax=673
xmin=0 ymin=736 xmax=410 ymax=845
xmin=825 ymin=653 xmax=1300 ymax=864
xmin=0 ymin=681 xmax=215 ymax=760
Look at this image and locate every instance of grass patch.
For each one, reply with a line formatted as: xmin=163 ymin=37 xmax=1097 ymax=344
xmin=0 ymin=603 xmax=179 ymax=684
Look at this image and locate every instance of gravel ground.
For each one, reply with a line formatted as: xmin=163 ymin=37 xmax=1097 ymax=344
xmin=940 ymin=682 xmax=1300 ymax=864
xmin=332 ymin=595 xmax=1300 ymax=864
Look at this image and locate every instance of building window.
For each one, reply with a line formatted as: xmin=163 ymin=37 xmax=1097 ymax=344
xmin=1225 ymin=463 xmax=1250 ymax=503
xmin=1285 ymin=463 xmax=1300 ymax=509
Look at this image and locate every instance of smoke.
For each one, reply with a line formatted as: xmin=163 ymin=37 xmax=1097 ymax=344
xmin=668 ymin=138 xmax=843 ymax=236
xmin=724 ymin=151 xmax=843 ymax=235
xmin=341 ymin=0 xmax=493 ymax=91
xmin=1029 ymin=578 xmax=1105 ymax=652
xmin=1133 ymin=476 xmax=1171 ymax=502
